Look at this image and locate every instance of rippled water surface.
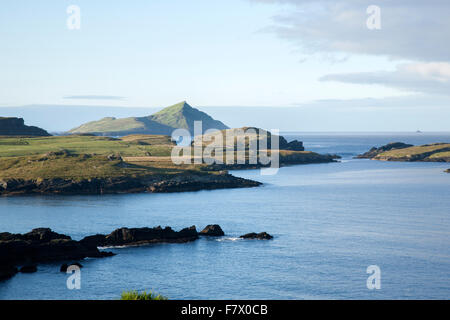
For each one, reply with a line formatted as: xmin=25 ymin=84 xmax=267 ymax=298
xmin=1 ymin=133 xmax=449 ymax=299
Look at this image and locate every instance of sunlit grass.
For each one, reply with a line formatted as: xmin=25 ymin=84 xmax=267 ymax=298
xmin=120 ymin=290 xmax=168 ymax=300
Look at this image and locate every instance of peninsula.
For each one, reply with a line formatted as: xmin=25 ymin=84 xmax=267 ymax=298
xmin=357 ymin=142 xmax=450 ymax=162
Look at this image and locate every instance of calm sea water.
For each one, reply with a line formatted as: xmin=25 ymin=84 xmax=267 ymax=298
xmin=0 ymin=133 xmax=449 ymax=300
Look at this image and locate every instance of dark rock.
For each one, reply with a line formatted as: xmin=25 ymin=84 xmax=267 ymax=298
xmin=356 ymin=142 xmax=414 ymax=159
xmin=283 ymin=140 xmax=305 ymax=151
xmin=79 ymin=234 xmax=107 ymax=247
xmin=19 ymin=265 xmax=37 ymax=273
xmin=199 ymin=225 xmax=225 ymax=236
xmin=0 ymin=264 xmax=18 ymax=281
xmin=0 ymin=228 xmax=114 ymax=269
xmin=92 ymin=225 xmax=200 ymax=246
xmin=0 ymin=117 xmax=50 ymax=136
xmin=240 ymin=232 xmax=273 ymax=240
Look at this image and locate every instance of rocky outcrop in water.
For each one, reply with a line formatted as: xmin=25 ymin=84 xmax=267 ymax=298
xmin=0 ymin=117 xmax=50 ymax=136
xmin=0 ymin=173 xmax=261 ymax=195
xmin=0 ymin=228 xmax=114 ymax=281
xmin=240 ymin=232 xmax=273 ymax=240
xmin=0 ymin=225 xmax=273 ymax=281
xmin=80 ymin=226 xmax=199 ymax=247
xmin=356 ymin=142 xmax=414 ymax=159
xmin=199 ymin=225 xmax=225 ymax=236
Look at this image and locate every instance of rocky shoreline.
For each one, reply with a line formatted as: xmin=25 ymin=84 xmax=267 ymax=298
xmin=0 ymin=225 xmax=272 ymax=281
xmin=0 ymin=172 xmax=261 ymax=196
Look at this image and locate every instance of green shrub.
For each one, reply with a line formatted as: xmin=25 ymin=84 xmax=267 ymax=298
xmin=120 ymin=290 xmax=168 ymax=300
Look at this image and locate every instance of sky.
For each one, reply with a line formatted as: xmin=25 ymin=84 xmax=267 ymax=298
xmin=0 ymin=0 xmax=449 ymax=131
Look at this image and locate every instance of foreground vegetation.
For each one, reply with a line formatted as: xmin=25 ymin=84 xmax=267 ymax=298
xmin=120 ymin=290 xmax=168 ymax=300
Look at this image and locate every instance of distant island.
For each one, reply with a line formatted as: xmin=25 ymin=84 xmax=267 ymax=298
xmin=0 ymin=102 xmax=339 ymax=195
xmin=68 ymin=101 xmax=228 ymax=136
xmin=0 ymin=131 xmax=337 ymax=195
xmin=357 ymin=142 xmax=450 ymax=162
xmin=0 ymin=117 xmax=50 ymax=136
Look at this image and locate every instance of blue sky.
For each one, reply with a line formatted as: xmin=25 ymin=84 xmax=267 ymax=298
xmin=1 ymin=0 xmax=449 ymax=131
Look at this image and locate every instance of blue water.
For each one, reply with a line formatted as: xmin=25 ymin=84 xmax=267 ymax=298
xmin=0 ymin=133 xmax=449 ymax=300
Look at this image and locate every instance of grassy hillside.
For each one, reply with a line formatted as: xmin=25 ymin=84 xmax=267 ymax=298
xmin=0 ymin=135 xmax=174 ymax=158
xmin=150 ymin=101 xmax=228 ymax=133
xmin=0 ymin=135 xmax=212 ymax=182
xmin=373 ymin=143 xmax=450 ymax=161
xmin=69 ymin=117 xmax=144 ymax=132
xmin=68 ymin=101 xmax=228 ymax=136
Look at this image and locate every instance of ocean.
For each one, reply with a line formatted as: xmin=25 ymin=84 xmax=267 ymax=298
xmin=0 ymin=132 xmax=449 ymax=299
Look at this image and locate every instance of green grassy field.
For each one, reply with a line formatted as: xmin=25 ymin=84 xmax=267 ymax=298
xmin=0 ymin=133 xmax=335 ymax=181
xmin=0 ymin=135 xmax=174 ymax=158
xmin=374 ymin=143 xmax=450 ymax=161
xmin=0 ymin=135 xmax=200 ymax=180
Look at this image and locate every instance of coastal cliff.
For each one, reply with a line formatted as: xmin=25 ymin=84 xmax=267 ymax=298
xmin=0 ymin=117 xmax=50 ymax=136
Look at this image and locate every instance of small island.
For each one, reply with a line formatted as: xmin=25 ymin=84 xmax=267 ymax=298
xmin=357 ymin=142 xmax=450 ymax=162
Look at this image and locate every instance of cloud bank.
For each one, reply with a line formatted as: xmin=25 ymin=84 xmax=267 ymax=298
xmin=252 ymin=0 xmax=450 ymax=62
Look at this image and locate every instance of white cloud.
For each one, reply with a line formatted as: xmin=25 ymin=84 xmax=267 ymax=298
xmin=320 ymin=62 xmax=450 ymax=96
xmin=251 ymin=0 xmax=450 ymax=62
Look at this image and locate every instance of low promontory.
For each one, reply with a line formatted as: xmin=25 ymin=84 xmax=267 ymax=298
xmin=357 ymin=142 xmax=450 ymax=162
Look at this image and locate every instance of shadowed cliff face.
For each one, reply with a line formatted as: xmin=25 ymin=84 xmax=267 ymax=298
xmin=0 ymin=117 xmax=50 ymax=136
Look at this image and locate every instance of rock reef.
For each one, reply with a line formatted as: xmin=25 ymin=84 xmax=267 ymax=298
xmin=80 ymin=226 xmax=199 ymax=247
xmin=1 ymin=225 xmax=273 ymax=281
xmin=240 ymin=232 xmax=273 ymax=240
xmin=199 ymin=225 xmax=225 ymax=236
xmin=0 ymin=228 xmax=114 ymax=281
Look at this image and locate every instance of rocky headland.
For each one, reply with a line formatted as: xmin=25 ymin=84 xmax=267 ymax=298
xmin=357 ymin=142 xmax=450 ymax=162
xmin=0 ymin=117 xmax=50 ymax=136
xmin=356 ymin=142 xmax=413 ymax=159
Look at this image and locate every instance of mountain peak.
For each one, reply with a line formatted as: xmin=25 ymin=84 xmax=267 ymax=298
xmin=149 ymin=102 xmax=228 ymax=134
xmin=154 ymin=101 xmax=192 ymax=114
xmin=68 ymin=101 xmax=228 ymax=136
